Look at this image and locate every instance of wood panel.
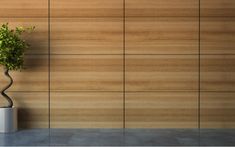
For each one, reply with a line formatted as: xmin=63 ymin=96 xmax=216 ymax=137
xmin=51 ymin=0 xmax=123 ymax=18
xmin=201 ymin=0 xmax=235 ymax=17
xmin=0 ymin=92 xmax=48 ymax=128
xmin=51 ymin=55 xmax=123 ymax=91
xmin=126 ymin=92 xmax=198 ymax=128
xmin=0 ymin=18 xmax=48 ymax=55
xmin=126 ymin=17 xmax=198 ymax=54
xmin=50 ymin=0 xmax=124 ymax=129
xmin=126 ymin=0 xmax=198 ymax=17
xmin=201 ymin=55 xmax=235 ymax=92
xmin=201 ymin=17 xmax=235 ymax=54
xmin=51 ymin=92 xmax=123 ymax=128
xmin=201 ymin=92 xmax=235 ymax=128
xmin=0 ymin=55 xmax=48 ymax=92
xmin=0 ymin=0 xmax=48 ymax=18
xmin=51 ymin=18 xmax=123 ymax=54
xmin=126 ymin=55 xmax=198 ymax=91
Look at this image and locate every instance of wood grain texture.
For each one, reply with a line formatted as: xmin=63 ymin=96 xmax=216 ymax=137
xmin=51 ymin=18 xmax=123 ymax=54
xmin=0 ymin=92 xmax=48 ymax=128
xmin=201 ymin=92 xmax=235 ymax=128
xmin=0 ymin=0 xmax=48 ymax=18
xmin=126 ymin=92 xmax=198 ymax=128
xmin=51 ymin=0 xmax=123 ymax=18
xmin=51 ymin=55 xmax=123 ymax=91
xmin=51 ymin=92 xmax=123 ymax=128
xmin=0 ymin=18 xmax=48 ymax=55
xmin=201 ymin=55 xmax=235 ymax=92
xmin=201 ymin=17 xmax=235 ymax=54
xmin=0 ymin=55 xmax=48 ymax=92
xmin=201 ymin=0 xmax=235 ymax=17
xmin=126 ymin=55 xmax=198 ymax=91
xmin=126 ymin=0 xmax=198 ymax=17
xmin=126 ymin=17 xmax=198 ymax=54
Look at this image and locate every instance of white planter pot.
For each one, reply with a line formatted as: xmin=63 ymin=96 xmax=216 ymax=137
xmin=0 ymin=107 xmax=17 ymax=133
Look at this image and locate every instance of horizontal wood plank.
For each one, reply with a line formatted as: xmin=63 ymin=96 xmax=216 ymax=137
xmin=201 ymin=92 xmax=235 ymax=128
xmin=201 ymin=0 xmax=235 ymax=17
xmin=126 ymin=55 xmax=198 ymax=91
xmin=126 ymin=0 xmax=198 ymax=17
xmin=201 ymin=55 xmax=235 ymax=92
xmin=126 ymin=92 xmax=198 ymax=128
xmin=126 ymin=17 xmax=198 ymax=54
xmin=51 ymin=18 xmax=123 ymax=54
xmin=51 ymin=0 xmax=123 ymax=18
xmin=201 ymin=17 xmax=235 ymax=54
xmin=51 ymin=92 xmax=123 ymax=128
xmin=0 ymin=0 xmax=48 ymax=18
xmin=51 ymin=55 xmax=123 ymax=91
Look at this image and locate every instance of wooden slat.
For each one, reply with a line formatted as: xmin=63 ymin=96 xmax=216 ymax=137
xmin=51 ymin=92 xmax=123 ymax=128
xmin=51 ymin=0 xmax=123 ymax=18
xmin=201 ymin=55 xmax=235 ymax=92
xmin=0 ymin=55 xmax=48 ymax=91
xmin=0 ymin=18 xmax=48 ymax=55
xmin=201 ymin=0 xmax=235 ymax=17
xmin=51 ymin=18 xmax=123 ymax=54
xmin=201 ymin=17 xmax=235 ymax=54
xmin=0 ymin=92 xmax=48 ymax=128
xmin=126 ymin=17 xmax=198 ymax=54
xmin=0 ymin=0 xmax=48 ymax=18
xmin=201 ymin=92 xmax=235 ymax=128
xmin=126 ymin=55 xmax=198 ymax=91
xmin=126 ymin=0 xmax=198 ymax=17
xmin=51 ymin=55 xmax=123 ymax=91
xmin=126 ymin=92 xmax=198 ymax=128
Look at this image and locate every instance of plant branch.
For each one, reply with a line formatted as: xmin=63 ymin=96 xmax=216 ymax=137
xmin=1 ymin=68 xmax=13 ymax=108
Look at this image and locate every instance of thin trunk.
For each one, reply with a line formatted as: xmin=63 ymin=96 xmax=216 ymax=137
xmin=1 ymin=68 xmax=13 ymax=108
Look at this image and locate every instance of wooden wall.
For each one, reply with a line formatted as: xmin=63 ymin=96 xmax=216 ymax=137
xmin=0 ymin=0 xmax=49 ymax=128
xmin=125 ymin=0 xmax=199 ymax=128
xmin=200 ymin=0 xmax=235 ymax=128
xmin=50 ymin=0 xmax=124 ymax=128
xmin=0 ymin=0 xmax=234 ymax=129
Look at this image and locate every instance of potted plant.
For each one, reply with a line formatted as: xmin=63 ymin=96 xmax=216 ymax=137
xmin=0 ymin=23 xmax=34 ymax=133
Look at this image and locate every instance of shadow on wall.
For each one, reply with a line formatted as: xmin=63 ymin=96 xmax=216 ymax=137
xmin=0 ymin=24 xmax=48 ymax=128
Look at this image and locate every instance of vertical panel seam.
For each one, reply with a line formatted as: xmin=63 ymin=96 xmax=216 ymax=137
xmin=48 ymin=0 xmax=51 ymax=130
xmin=198 ymin=0 xmax=201 ymax=143
xmin=123 ymin=0 xmax=126 ymax=129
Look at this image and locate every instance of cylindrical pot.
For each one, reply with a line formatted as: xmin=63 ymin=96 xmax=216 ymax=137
xmin=0 ymin=107 xmax=17 ymax=133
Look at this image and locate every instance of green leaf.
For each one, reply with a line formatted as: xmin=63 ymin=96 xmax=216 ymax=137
xmin=0 ymin=23 xmax=35 ymax=70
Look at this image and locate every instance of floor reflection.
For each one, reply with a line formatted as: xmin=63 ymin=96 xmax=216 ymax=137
xmin=0 ymin=129 xmax=235 ymax=146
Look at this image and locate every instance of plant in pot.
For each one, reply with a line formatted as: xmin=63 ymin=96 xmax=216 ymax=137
xmin=0 ymin=23 xmax=34 ymax=133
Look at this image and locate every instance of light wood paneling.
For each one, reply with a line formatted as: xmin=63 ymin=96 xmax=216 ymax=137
xmin=201 ymin=92 xmax=235 ymax=128
xmin=0 ymin=0 xmax=48 ymax=18
xmin=0 ymin=92 xmax=48 ymax=128
xmin=51 ymin=92 xmax=123 ymax=128
xmin=201 ymin=0 xmax=235 ymax=17
xmin=51 ymin=0 xmax=123 ymax=18
xmin=126 ymin=92 xmax=198 ymax=128
xmin=201 ymin=55 xmax=235 ymax=92
xmin=126 ymin=17 xmax=198 ymax=54
xmin=201 ymin=17 xmax=235 ymax=54
xmin=126 ymin=55 xmax=198 ymax=91
xmin=51 ymin=55 xmax=123 ymax=91
xmin=0 ymin=55 xmax=48 ymax=91
xmin=126 ymin=0 xmax=198 ymax=17
xmin=0 ymin=18 xmax=48 ymax=55
xmin=51 ymin=18 xmax=123 ymax=54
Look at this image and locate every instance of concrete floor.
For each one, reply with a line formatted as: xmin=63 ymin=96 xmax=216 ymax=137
xmin=0 ymin=129 xmax=235 ymax=146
